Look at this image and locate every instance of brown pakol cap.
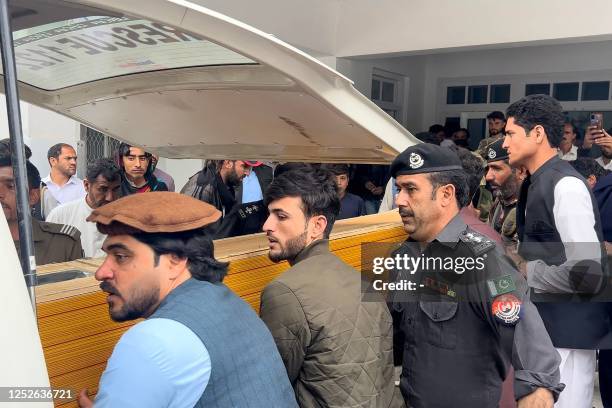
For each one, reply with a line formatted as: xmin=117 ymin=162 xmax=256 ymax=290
xmin=86 ymin=192 xmax=221 ymax=233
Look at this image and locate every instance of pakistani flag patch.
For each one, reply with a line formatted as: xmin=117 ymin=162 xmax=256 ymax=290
xmin=487 ymin=275 xmax=516 ymax=297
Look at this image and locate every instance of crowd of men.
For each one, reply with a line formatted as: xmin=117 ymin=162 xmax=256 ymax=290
xmin=1 ymin=93 xmax=611 ymax=407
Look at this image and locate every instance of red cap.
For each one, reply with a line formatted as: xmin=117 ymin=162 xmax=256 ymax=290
xmin=244 ymin=161 xmax=263 ymax=167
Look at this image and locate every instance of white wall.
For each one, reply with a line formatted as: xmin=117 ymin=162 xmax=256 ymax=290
xmin=333 ymin=0 xmax=612 ymax=58
xmin=0 ymin=100 xmax=80 ymax=176
xmin=27 ymin=105 xmax=80 ymax=177
xmin=158 ymin=158 xmax=204 ymax=192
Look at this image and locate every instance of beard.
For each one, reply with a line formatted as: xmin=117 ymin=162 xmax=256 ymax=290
xmin=226 ymin=167 xmax=242 ymax=188
xmin=268 ymin=229 xmax=308 ymax=263
xmin=100 ymin=280 xmax=160 ymax=322
xmin=500 ymin=175 xmax=521 ymax=201
xmin=60 ymin=165 xmax=76 ymax=178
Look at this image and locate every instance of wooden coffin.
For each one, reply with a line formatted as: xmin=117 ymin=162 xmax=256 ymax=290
xmin=34 ymin=211 xmax=405 ymax=407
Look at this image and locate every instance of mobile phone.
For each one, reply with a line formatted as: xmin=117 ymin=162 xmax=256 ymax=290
xmin=590 ymin=112 xmax=603 ymax=130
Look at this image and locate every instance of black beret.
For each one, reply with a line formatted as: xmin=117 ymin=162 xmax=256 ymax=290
xmin=484 ymin=138 xmax=509 ymax=163
xmin=390 ymin=144 xmax=462 ymax=177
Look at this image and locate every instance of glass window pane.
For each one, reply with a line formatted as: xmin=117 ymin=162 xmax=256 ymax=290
xmin=581 ymin=81 xmax=610 ymax=101
xmin=11 ymin=16 xmax=255 ymax=91
xmin=447 ymin=86 xmax=465 ymax=104
xmin=490 ymin=84 xmax=510 ymax=103
xmin=468 ymin=85 xmax=487 ymax=104
xmin=371 ymin=79 xmax=381 ymax=100
xmin=553 ymin=82 xmax=579 ymax=101
xmin=467 ymin=118 xmax=486 ymax=150
xmin=381 ymin=81 xmax=395 ymax=102
xmin=525 ymin=83 xmax=550 ymax=96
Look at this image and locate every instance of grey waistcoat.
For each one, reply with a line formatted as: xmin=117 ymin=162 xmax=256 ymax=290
xmin=150 ymin=278 xmax=298 ymax=408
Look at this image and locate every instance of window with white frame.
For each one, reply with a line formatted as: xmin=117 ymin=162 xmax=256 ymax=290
xmin=371 ymin=70 xmax=404 ymax=122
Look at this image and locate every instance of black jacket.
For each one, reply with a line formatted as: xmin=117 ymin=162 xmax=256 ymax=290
xmin=183 ymin=165 xmax=239 ymax=239
xmin=183 ymin=165 xmax=273 ymax=238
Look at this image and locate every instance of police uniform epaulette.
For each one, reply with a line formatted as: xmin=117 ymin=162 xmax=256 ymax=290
xmin=458 ymin=228 xmax=496 ymax=256
xmin=39 ymin=221 xmax=80 ymax=241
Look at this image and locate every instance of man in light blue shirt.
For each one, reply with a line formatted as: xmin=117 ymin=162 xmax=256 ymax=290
xmin=94 ymin=318 xmax=210 ymax=407
xmin=41 ymin=143 xmax=85 ymax=217
xmin=78 ymin=192 xmax=296 ymax=408
xmin=241 ymin=169 xmax=264 ymax=203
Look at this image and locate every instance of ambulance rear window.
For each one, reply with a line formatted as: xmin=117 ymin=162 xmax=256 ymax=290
xmin=9 ymin=16 xmax=256 ymax=91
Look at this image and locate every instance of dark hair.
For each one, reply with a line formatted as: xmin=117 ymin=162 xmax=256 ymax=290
xmin=265 ymin=167 xmax=340 ymax=238
xmin=129 ymin=228 xmax=228 ymax=283
xmin=118 ymin=142 xmax=152 ymax=159
xmin=570 ymin=158 xmax=609 ymax=181
xmin=273 ymin=162 xmax=312 ymax=178
xmin=86 ymin=158 xmax=121 ymax=182
xmin=563 ymin=120 xmax=580 ymax=136
xmin=0 ymin=139 xmax=32 ymax=159
xmin=0 ymin=154 xmax=41 ymax=189
xmin=203 ymin=159 xmax=226 ymax=172
xmin=428 ymin=169 xmax=470 ymax=209
xmin=47 ymin=143 xmax=73 ymax=164
xmin=455 ymin=148 xmax=485 ymax=200
xmin=564 ymin=121 xmax=581 ymax=139
xmin=428 ymin=124 xmax=445 ymax=134
xmin=116 ymin=142 xmax=154 ymax=176
xmin=506 ymin=94 xmax=565 ymax=148
xmin=487 ymin=111 xmax=506 ymax=121
xmin=455 ymin=128 xmax=470 ymax=137
xmin=320 ymin=163 xmax=350 ymax=177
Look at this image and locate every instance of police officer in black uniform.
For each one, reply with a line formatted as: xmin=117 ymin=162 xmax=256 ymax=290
xmin=387 ymin=144 xmax=563 ymax=408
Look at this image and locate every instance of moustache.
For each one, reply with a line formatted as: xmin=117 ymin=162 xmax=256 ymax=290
xmin=398 ymin=209 xmax=414 ymax=218
xmin=266 ymin=233 xmax=278 ymax=243
xmin=99 ymin=281 xmax=119 ymax=296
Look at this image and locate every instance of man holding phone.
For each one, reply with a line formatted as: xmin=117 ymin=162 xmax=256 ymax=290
xmin=593 ymin=128 xmax=612 ymax=170
xmin=580 ymin=112 xmax=606 ymax=160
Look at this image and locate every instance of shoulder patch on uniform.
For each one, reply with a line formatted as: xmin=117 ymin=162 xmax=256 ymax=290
xmin=492 ymin=293 xmax=521 ymax=325
xmin=458 ymin=229 xmax=495 ymax=256
xmin=486 ymin=274 xmax=516 ymax=298
xmin=40 ymin=222 xmax=80 ymax=241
